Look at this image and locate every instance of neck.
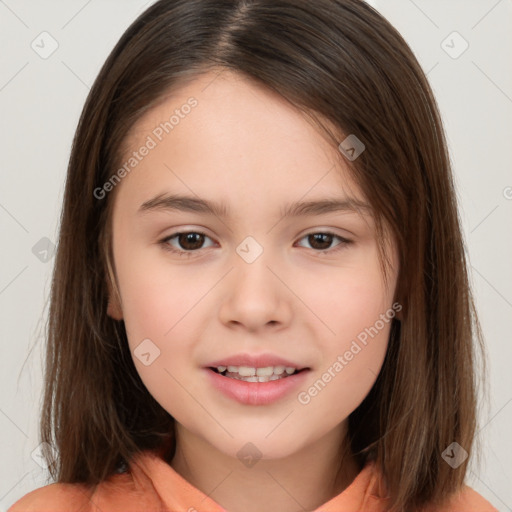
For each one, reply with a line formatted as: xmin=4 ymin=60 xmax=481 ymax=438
xmin=169 ymin=423 xmax=359 ymax=512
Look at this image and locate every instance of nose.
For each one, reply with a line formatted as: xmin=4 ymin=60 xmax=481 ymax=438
xmin=218 ymin=250 xmax=293 ymax=332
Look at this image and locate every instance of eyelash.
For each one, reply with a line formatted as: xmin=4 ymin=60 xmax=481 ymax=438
xmin=158 ymin=230 xmax=353 ymax=258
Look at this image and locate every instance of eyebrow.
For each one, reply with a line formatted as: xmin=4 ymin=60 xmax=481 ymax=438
xmin=137 ymin=193 xmax=372 ymax=218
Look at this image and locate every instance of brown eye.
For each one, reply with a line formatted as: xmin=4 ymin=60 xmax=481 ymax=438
xmin=160 ymin=231 xmax=214 ymax=256
xmin=307 ymin=233 xmax=334 ymax=250
xmin=296 ymin=232 xmax=352 ymax=253
xmin=176 ymin=232 xmax=205 ymax=250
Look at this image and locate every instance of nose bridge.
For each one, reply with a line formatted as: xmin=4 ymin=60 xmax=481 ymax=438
xmin=219 ymin=235 xmax=290 ymax=329
xmin=234 ymin=234 xmax=277 ymax=297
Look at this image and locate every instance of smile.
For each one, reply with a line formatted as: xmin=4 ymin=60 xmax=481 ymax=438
xmin=211 ymin=365 xmax=301 ymax=382
xmin=205 ymin=366 xmax=310 ymax=405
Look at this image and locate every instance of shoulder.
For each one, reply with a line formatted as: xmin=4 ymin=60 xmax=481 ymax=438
xmin=8 ymin=469 xmax=164 ymax=512
xmin=7 ymin=482 xmax=96 ymax=512
xmin=421 ymin=484 xmax=499 ymax=512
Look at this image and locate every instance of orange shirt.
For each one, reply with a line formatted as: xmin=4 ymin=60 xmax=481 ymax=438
xmin=8 ymin=449 xmax=498 ymax=511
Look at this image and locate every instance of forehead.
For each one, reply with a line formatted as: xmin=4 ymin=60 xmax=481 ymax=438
xmin=114 ymin=69 xmax=366 ymax=212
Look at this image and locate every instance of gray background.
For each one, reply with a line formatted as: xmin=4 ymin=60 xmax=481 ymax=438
xmin=1 ymin=0 xmax=511 ymax=510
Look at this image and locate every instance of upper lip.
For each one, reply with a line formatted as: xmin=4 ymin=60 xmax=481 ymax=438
xmin=206 ymin=353 xmax=309 ymax=370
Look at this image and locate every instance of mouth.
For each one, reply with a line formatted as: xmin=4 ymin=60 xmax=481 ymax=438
xmin=208 ymin=365 xmax=309 ymax=383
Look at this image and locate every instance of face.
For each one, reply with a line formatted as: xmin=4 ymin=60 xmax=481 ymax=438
xmin=107 ymin=69 xmax=399 ymax=462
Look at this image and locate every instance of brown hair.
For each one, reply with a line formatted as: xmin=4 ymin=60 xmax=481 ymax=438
xmin=38 ymin=1 xmax=489 ymax=510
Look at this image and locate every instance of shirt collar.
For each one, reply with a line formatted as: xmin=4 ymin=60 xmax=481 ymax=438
xmin=128 ymin=449 xmax=391 ymax=512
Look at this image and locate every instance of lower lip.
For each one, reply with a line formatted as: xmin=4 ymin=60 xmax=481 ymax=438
xmin=205 ymin=368 xmax=310 ymax=406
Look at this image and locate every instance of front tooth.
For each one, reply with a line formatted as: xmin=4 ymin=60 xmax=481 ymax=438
xmin=285 ymin=367 xmax=296 ymax=374
xmin=273 ymin=365 xmax=285 ymax=375
xmin=238 ymin=366 xmax=256 ymax=376
xmin=256 ymin=366 xmax=274 ymax=377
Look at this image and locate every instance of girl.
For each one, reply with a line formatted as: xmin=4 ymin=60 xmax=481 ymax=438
xmin=9 ymin=0 xmax=498 ymax=511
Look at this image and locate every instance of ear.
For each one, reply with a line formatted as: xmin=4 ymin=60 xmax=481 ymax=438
xmin=106 ymin=279 xmax=123 ymax=321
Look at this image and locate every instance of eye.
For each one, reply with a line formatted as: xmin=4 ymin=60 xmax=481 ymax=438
xmin=295 ymin=232 xmax=352 ymax=253
xmin=159 ymin=231 xmax=215 ymax=257
xmin=159 ymin=230 xmax=353 ymax=258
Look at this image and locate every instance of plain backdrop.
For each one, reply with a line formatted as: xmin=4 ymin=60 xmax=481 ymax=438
xmin=0 ymin=1 xmax=511 ymax=510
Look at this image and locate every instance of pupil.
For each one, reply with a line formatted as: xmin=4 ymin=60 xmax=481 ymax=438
xmin=180 ymin=232 xmax=204 ymax=250
xmin=309 ymin=233 xmax=332 ymax=250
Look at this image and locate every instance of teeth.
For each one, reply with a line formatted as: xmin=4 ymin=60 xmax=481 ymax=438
xmin=256 ymin=367 xmax=273 ymax=377
xmin=216 ymin=365 xmax=299 ymax=379
xmin=239 ymin=366 xmax=256 ymax=377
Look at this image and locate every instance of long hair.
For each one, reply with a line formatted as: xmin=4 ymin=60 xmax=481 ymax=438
xmin=39 ymin=1 xmax=489 ymax=510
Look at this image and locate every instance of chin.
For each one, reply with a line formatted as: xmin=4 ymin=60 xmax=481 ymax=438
xmin=213 ymin=431 xmax=309 ymax=464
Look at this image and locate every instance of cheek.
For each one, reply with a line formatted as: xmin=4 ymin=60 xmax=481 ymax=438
xmin=114 ymin=246 xmax=213 ymax=403
xmin=116 ymin=265 xmax=199 ymax=418
xmin=120 ymin=272 xmax=176 ymax=343
xmin=293 ymin=251 xmax=393 ymax=415
xmin=295 ymin=319 xmax=391 ymax=434
xmin=300 ymin=253 xmax=393 ymax=343
xmin=116 ymin=243 xmax=202 ymax=343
